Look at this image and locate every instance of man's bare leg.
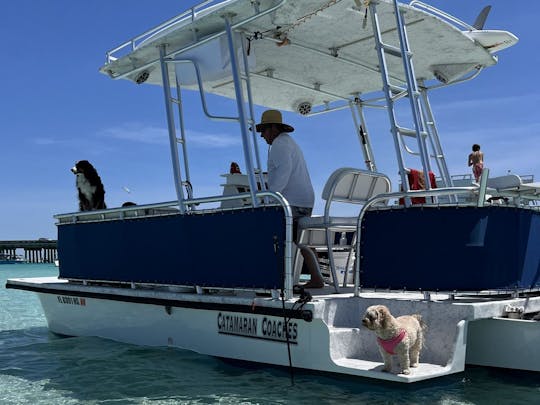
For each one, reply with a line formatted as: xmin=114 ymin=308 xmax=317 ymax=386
xmin=299 ymin=248 xmax=324 ymax=288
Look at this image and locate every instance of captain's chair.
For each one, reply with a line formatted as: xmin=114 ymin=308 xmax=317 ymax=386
xmin=296 ymin=168 xmax=392 ymax=292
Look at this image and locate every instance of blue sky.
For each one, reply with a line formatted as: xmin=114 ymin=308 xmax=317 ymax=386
xmin=1 ymin=0 xmax=539 ymax=240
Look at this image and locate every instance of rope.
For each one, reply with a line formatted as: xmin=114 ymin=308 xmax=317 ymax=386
xmin=273 ymin=234 xmax=314 ymax=387
xmin=280 ymin=287 xmax=295 ymax=386
xmin=246 ymin=0 xmax=346 ymax=48
xmin=280 ymin=0 xmax=343 ymax=37
xmin=274 ymin=235 xmax=295 ymax=386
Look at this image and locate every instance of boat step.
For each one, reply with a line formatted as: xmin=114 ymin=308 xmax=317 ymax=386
xmin=327 ymin=320 xmax=468 ymax=382
xmin=333 ymin=357 xmax=452 ymax=383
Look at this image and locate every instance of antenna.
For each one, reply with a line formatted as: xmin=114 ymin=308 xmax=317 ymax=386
xmin=472 ymin=5 xmax=491 ymax=30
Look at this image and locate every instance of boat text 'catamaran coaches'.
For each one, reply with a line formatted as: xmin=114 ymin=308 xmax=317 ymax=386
xmin=256 ymin=109 xmax=323 ymax=288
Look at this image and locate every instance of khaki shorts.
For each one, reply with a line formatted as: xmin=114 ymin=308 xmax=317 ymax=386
xmin=291 ymin=206 xmax=313 ymax=240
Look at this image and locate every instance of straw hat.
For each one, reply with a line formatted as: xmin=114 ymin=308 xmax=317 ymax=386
xmin=255 ymin=110 xmax=294 ymax=133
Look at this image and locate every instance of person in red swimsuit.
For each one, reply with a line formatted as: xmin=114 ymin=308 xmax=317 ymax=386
xmin=468 ymin=143 xmax=484 ymax=182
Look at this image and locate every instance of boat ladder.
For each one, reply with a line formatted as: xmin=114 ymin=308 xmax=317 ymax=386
xmin=368 ymin=0 xmax=454 ymax=195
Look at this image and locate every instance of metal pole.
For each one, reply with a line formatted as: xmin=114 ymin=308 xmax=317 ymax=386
xmin=159 ymin=45 xmax=186 ymax=213
xmin=419 ymin=84 xmax=453 ymax=188
xmin=175 ymin=77 xmax=192 ymax=196
xmin=239 ymin=33 xmax=266 ymax=191
xmin=369 ymin=2 xmax=409 ymax=194
xmin=351 ymin=99 xmax=377 ymax=171
xmin=223 ymin=16 xmax=259 ymax=206
xmin=477 ymin=168 xmax=489 ymax=207
xmin=392 ymin=0 xmax=432 ymax=185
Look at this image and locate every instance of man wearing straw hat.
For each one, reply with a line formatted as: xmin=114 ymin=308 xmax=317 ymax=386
xmin=256 ymin=109 xmax=324 ymax=288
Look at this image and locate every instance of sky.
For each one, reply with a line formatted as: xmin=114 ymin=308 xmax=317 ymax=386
xmin=1 ymin=0 xmax=539 ymax=240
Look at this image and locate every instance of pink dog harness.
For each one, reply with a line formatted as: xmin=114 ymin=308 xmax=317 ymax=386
xmin=377 ymin=329 xmax=406 ymax=355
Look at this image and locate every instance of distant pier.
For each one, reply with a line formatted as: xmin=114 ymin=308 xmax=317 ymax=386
xmin=0 ymin=240 xmax=57 ymax=263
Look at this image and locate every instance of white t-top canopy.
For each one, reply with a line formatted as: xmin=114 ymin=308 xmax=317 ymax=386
xmin=100 ymin=0 xmax=517 ymax=112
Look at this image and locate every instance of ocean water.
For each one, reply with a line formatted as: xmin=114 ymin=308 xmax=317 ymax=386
xmin=1 ymin=264 xmax=539 ymax=404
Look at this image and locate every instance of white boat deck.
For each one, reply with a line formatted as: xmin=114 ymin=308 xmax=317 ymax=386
xmin=9 ymin=277 xmax=540 ymax=315
xmin=333 ymin=357 xmax=452 ymax=382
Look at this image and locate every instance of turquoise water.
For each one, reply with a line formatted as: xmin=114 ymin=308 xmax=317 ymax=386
xmin=1 ymin=264 xmax=539 ymax=404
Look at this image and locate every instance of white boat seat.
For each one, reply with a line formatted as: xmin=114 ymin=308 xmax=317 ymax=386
xmin=321 ymin=167 xmax=392 ymax=204
xmin=487 ymin=174 xmax=522 ymax=190
xmin=484 ymin=175 xmax=540 ymax=204
xmin=295 ymin=168 xmax=392 ymax=291
xmin=519 ymin=182 xmax=540 ymax=195
xmin=298 ymin=215 xmax=358 ymax=229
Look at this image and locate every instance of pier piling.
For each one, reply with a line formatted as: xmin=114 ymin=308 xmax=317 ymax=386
xmin=0 ymin=240 xmax=57 ymax=263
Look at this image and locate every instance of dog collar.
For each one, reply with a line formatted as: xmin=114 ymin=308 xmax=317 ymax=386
xmin=377 ymin=329 xmax=407 ymax=355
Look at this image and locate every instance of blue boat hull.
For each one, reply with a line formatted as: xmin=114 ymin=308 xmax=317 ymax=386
xmin=58 ymin=207 xmax=286 ymax=290
xmin=360 ymin=206 xmax=540 ymax=291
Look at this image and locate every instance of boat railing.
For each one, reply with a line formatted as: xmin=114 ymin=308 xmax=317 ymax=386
xmin=409 ymin=1 xmax=476 ymax=31
xmin=105 ymin=0 xmax=229 ymax=63
xmin=55 ymin=190 xmax=298 ymax=299
xmin=104 ymin=0 xmax=287 ymax=80
xmin=353 ymin=186 xmax=480 ymax=297
xmin=520 ymin=174 xmax=535 ymax=184
xmin=55 ymin=190 xmax=291 ymax=223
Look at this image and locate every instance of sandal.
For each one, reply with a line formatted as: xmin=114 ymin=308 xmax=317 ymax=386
xmin=293 ymin=284 xmax=304 ymax=294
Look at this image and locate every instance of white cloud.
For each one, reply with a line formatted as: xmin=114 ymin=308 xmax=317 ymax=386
xmin=29 ymin=136 xmax=116 ymax=155
xmin=33 ymin=137 xmax=60 ymax=145
xmin=99 ymin=123 xmax=241 ymax=148
xmin=188 ymin=130 xmax=241 ymax=148
xmin=99 ymin=123 xmax=169 ymax=145
xmin=443 ymin=121 xmax=540 ymax=143
xmin=436 ymin=93 xmax=540 ymax=113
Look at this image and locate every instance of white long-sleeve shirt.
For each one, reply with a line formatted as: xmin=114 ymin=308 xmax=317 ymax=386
xmin=267 ymin=133 xmax=315 ymax=208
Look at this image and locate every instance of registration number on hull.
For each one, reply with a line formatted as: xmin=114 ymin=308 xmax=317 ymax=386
xmin=57 ymin=295 xmax=86 ymax=306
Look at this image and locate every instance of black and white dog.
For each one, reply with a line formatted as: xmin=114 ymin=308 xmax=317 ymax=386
xmin=71 ymin=160 xmax=107 ymax=211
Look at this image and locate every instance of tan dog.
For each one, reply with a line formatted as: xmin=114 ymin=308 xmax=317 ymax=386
xmin=362 ymin=305 xmax=426 ymax=375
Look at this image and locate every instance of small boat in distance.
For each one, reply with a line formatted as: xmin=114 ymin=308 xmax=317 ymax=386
xmin=0 ymin=253 xmax=25 ymax=264
xmin=6 ymin=0 xmax=539 ymax=383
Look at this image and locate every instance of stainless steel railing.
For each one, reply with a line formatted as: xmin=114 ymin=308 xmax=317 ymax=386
xmin=54 ymin=191 xmax=296 ymax=299
xmin=353 ymin=186 xmax=480 ymax=297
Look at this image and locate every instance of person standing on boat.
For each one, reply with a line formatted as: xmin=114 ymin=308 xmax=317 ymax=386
xmin=468 ymin=144 xmax=484 ymax=182
xmin=256 ymin=109 xmax=324 ymax=288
